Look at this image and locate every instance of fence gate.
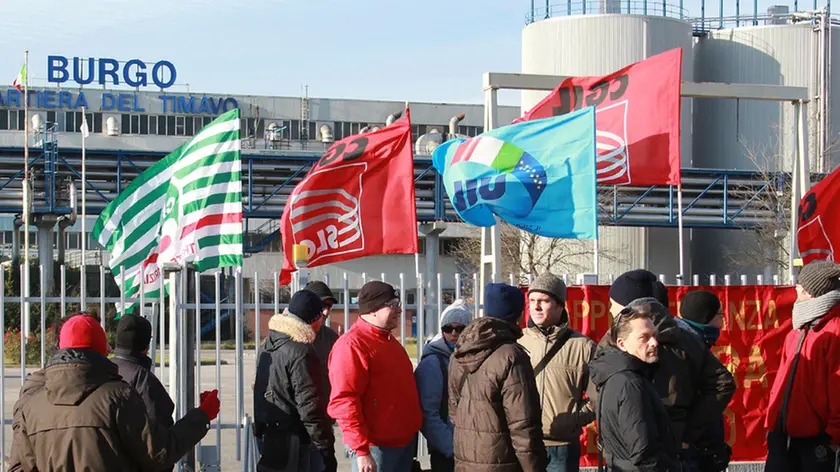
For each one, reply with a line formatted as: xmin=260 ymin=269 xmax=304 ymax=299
xmin=0 ymin=263 xmax=780 ymax=471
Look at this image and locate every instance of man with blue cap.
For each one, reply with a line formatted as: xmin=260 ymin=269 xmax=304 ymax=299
xmin=447 ymin=283 xmax=547 ymax=472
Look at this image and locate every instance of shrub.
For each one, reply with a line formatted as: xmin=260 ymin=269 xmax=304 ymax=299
xmin=4 ymin=327 xmax=59 ymax=365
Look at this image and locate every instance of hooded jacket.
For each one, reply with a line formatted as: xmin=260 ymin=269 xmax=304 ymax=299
xmin=589 ymin=347 xmax=680 ymax=471
xmin=10 ymin=348 xmax=209 ymax=472
xmin=518 ymin=316 xmax=597 ymax=446
xmin=598 ymin=298 xmax=735 ymax=447
xmin=448 ymin=317 xmax=547 ymax=472
xmin=415 ymin=335 xmax=456 ymax=457
xmin=253 ymin=314 xmax=334 ymax=452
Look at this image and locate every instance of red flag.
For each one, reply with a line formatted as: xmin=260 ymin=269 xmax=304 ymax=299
xmin=514 ymin=48 xmax=682 ymax=186
xmin=279 ymin=110 xmax=418 ymax=285
xmin=798 ymin=166 xmax=840 ymax=264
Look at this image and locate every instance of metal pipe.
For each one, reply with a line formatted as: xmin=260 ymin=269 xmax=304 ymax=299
xmin=400 ymin=273 xmax=406 ymax=346
xmin=214 ymin=271 xmax=222 ymax=464
xmin=385 ymin=111 xmax=403 ymax=126
xmin=448 ymin=113 xmax=465 ymax=138
xmin=235 ymin=270 xmax=244 ymax=461
xmin=343 ymin=273 xmax=350 ymax=333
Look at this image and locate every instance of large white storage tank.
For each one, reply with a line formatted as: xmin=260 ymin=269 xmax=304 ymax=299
xmin=521 ymin=14 xmax=694 ymax=278
xmin=691 ymin=19 xmax=840 ymax=277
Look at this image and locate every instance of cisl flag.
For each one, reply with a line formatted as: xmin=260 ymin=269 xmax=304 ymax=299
xmin=514 ymin=48 xmax=682 ymax=186
xmin=279 ymin=109 xmax=418 ymax=285
xmin=798 ymin=166 xmax=840 ymax=264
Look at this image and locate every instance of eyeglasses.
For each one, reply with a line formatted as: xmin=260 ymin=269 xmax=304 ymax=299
xmin=441 ymin=325 xmax=465 ymax=334
xmin=384 ymin=300 xmax=402 ymax=310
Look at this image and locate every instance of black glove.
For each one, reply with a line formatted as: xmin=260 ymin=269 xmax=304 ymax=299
xmin=321 ymin=449 xmax=338 ymax=472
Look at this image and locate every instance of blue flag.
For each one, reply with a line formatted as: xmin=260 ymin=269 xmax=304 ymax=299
xmin=432 ymin=107 xmax=597 ymax=239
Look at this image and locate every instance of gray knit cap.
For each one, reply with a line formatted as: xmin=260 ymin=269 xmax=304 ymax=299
xmin=529 ymin=273 xmax=567 ymax=304
xmin=798 ymin=260 xmax=840 ymax=297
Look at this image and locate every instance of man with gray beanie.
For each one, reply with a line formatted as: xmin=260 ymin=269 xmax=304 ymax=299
xmin=601 ymin=269 xmax=735 ymax=471
xmin=415 ymin=299 xmax=473 ymax=471
xmin=765 ymin=260 xmax=840 ymax=472
xmin=448 ymin=283 xmax=547 ymax=471
xmin=520 ymin=273 xmax=596 ymax=472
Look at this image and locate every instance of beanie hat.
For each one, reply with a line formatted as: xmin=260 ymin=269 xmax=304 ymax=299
xmin=529 ymin=273 xmax=567 ymax=304
xmin=304 ymin=281 xmax=338 ymax=304
xmin=59 ymin=314 xmax=109 ymax=357
xmin=115 ymin=313 xmax=152 ymax=353
xmin=653 ymin=281 xmax=670 ymax=308
xmin=680 ymin=291 xmax=722 ymax=325
xmin=484 ymin=283 xmax=525 ymax=324
xmin=440 ymin=299 xmax=473 ymax=329
xmin=358 ymin=281 xmax=399 ymax=314
xmin=798 ymin=260 xmax=840 ymax=297
xmin=288 ymin=290 xmax=324 ymax=324
xmin=610 ymin=269 xmax=658 ymax=306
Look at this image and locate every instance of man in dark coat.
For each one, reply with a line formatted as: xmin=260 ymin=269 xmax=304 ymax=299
xmin=448 ymin=283 xmax=547 ymax=472
xmin=676 ymin=290 xmax=731 ymax=471
xmin=112 ymin=313 xmax=174 ymax=432
xmin=254 ymin=290 xmax=337 ymax=472
xmin=603 ymin=269 xmax=735 ymax=465
xmin=10 ymin=313 xmax=219 ymax=471
xmin=590 ymin=303 xmax=681 ymax=471
xmin=304 ymin=280 xmax=340 ymax=407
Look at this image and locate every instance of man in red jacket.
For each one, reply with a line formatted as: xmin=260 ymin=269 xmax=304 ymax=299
xmin=327 ymin=281 xmax=422 ymax=472
xmin=765 ymin=260 xmax=840 ymax=472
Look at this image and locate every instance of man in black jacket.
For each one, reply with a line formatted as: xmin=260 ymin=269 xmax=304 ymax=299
xmin=304 ymin=280 xmax=340 ymax=408
xmin=112 ymin=313 xmax=174 ymax=432
xmin=254 ymin=290 xmax=337 ymax=472
xmin=590 ymin=303 xmax=680 ymax=471
xmin=602 ymin=269 xmax=735 ymax=468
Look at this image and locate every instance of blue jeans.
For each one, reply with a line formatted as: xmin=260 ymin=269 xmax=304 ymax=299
xmin=347 ymin=443 xmax=415 ymax=472
xmin=546 ymin=442 xmax=581 ymax=472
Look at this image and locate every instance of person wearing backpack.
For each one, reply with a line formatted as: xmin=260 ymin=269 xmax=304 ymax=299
xmin=414 ymin=300 xmax=473 ymax=472
xmin=519 ymin=273 xmax=596 ymax=472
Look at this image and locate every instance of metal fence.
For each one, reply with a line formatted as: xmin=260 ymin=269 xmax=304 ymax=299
xmin=0 ymin=263 xmax=784 ymax=471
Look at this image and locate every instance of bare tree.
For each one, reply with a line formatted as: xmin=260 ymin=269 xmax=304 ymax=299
xmin=723 ymin=137 xmax=813 ymax=273
xmin=449 ymin=221 xmax=625 ymax=285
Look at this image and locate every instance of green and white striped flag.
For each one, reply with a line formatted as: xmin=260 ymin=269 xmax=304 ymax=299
xmin=92 ymin=108 xmax=243 ymax=315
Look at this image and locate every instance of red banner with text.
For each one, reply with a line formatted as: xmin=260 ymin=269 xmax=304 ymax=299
xmin=523 ymin=284 xmax=796 ymax=465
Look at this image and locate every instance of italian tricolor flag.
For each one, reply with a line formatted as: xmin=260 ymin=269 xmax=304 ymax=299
xmin=13 ymin=64 xmax=25 ymax=92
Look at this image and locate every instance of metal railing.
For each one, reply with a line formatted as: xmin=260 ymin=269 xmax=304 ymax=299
xmin=526 ymin=0 xmax=689 ymax=22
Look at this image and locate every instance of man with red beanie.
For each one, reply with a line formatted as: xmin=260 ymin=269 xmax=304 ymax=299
xmin=10 ymin=313 xmax=221 ymax=471
xmin=765 ymin=260 xmax=840 ymax=471
xmin=328 ymin=281 xmax=422 ymax=472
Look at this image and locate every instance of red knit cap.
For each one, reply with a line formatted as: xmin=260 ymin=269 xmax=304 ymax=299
xmin=59 ymin=314 xmax=110 ymax=356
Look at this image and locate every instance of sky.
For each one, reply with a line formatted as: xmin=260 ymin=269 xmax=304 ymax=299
xmin=1 ymin=0 xmax=817 ymax=107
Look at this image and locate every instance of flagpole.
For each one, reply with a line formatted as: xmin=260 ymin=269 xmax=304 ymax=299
xmin=81 ymin=106 xmax=87 ymax=311
xmin=677 ymin=183 xmax=685 ymax=285
xmin=22 ymin=49 xmax=30 ymax=337
xmin=593 ymin=236 xmax=600 ymax=282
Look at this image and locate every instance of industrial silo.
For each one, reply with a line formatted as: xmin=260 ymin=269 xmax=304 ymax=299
xmin=521 ymin=10 xmax=695 ymax=279
xmin=690 ymin=12 xmax=840 ymax=277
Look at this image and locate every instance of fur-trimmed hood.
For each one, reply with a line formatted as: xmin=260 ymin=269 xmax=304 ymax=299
xmin=267 ymin=313 xmax=316 ymax=344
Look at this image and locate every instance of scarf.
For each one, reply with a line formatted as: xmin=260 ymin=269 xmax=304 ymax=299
xmin=679 ymin=317 xmax=721 ymax=346
xmin=792 ymin=290 xmax=840 ymax=329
